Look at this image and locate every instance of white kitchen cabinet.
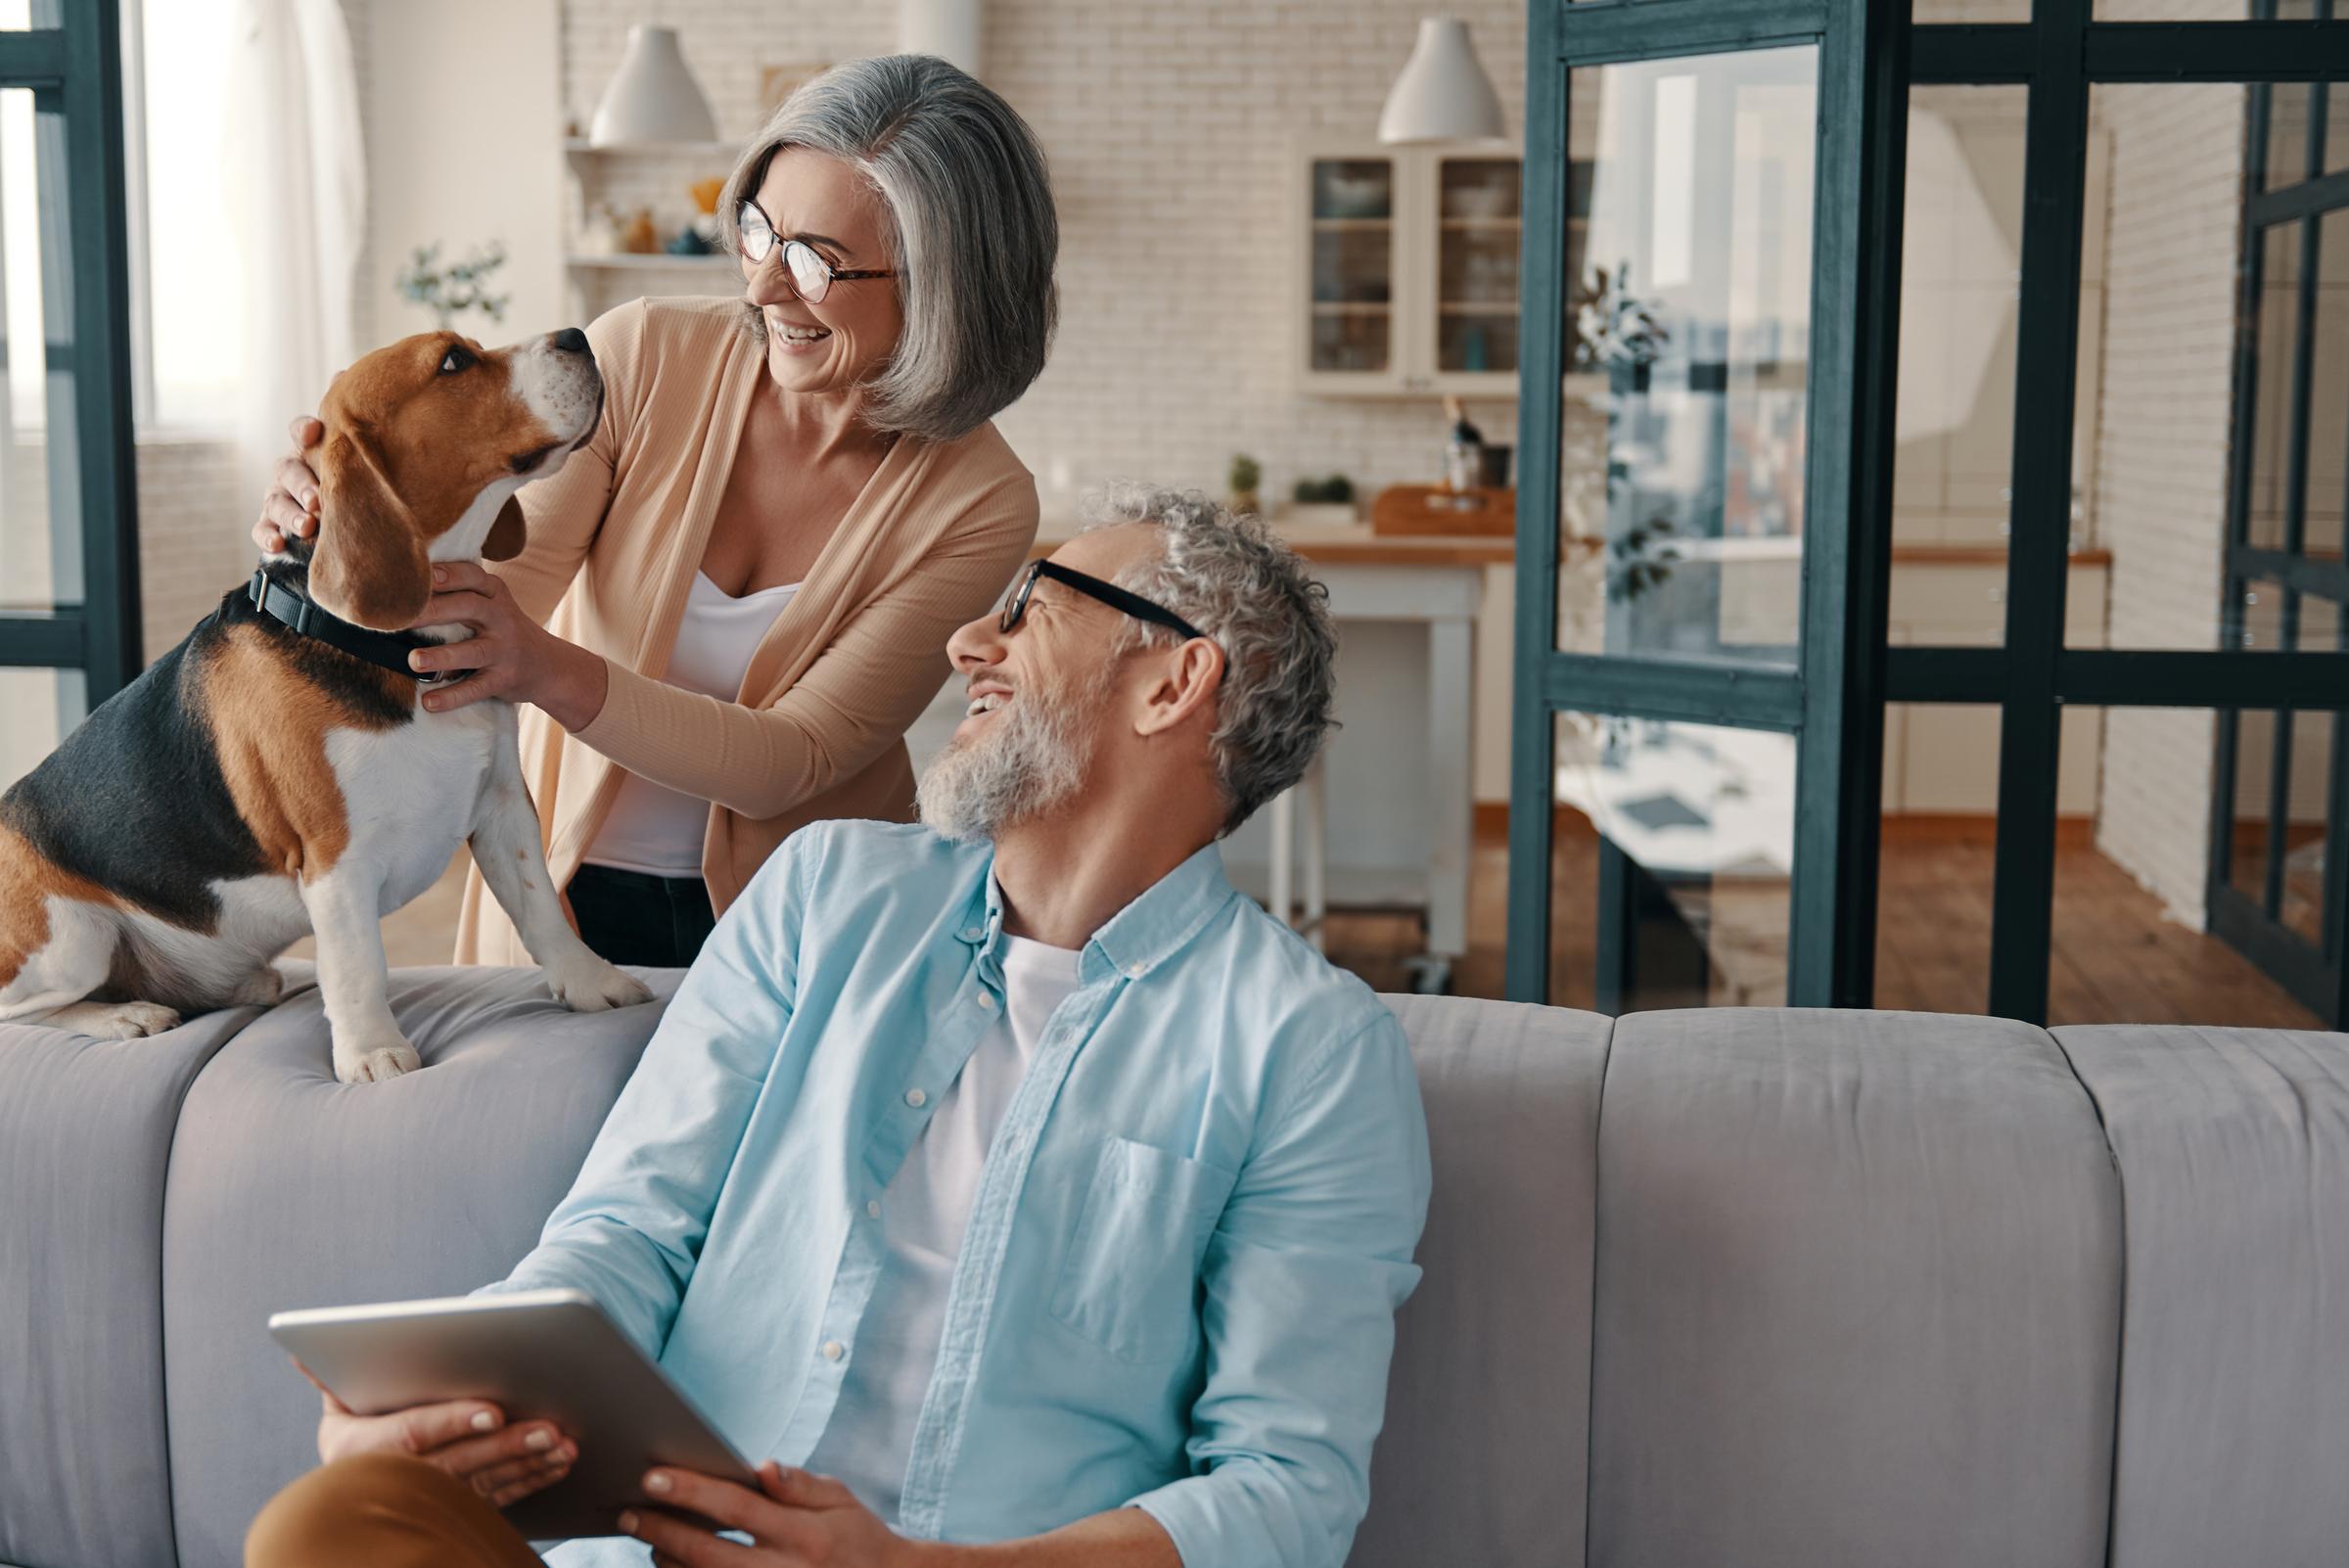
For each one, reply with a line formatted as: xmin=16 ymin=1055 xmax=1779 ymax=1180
xmin=1296 ymin=139 xmax=1522 ymax=398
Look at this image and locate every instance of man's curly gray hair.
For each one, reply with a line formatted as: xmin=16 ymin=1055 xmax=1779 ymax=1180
xmin=1082 ymin=484 xmax=1338 ymax=835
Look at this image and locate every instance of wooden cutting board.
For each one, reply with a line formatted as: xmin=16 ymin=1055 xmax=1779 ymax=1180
xmin=1371 ymin=484 xmax=1516 ymax=538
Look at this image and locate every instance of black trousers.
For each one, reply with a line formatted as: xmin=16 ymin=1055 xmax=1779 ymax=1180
xmin=568 ymin=863 xmax=717 ymax=969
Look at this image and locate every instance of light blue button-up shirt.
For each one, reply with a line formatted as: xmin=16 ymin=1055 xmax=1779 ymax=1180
xmin=489 ymin=819 xmax=1430 ymax=1567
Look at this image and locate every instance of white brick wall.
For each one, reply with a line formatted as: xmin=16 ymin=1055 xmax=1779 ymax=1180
xmin=133 ymin=437 xmax=251 ymax=665
xmin=2088 ymin=75 xmax=2248 ymax=925
xmin=555 ymin=0 xmax=1526 ymax=507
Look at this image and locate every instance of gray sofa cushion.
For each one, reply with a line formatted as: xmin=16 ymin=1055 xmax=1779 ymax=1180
xmin=1587 ymin=1010 xmax=2124 ymax=1568
xmin=159 ymin=965 xmax=681 ymax=1568
xmin=0 ymin=1005 xmax=257 ymax=1568
xmin=1352 ymin=996 xmax=1611 ymax=1568
xmin=2056 ymin=1025 xmax=2349 ymax=1568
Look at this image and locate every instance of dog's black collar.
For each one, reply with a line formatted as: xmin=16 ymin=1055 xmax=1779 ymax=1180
xmin=246 ymin=569 xmax=464 ymax=686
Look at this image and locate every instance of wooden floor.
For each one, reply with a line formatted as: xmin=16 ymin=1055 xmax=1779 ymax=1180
xmin=1318 ymin=817 xmax=2325 ymax=1029
xmin=345 ymin=823 xmax=2323 ymax=1030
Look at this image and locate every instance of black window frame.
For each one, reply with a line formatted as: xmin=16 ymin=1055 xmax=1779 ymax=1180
xmin=0 ymin=0 xmax=144 ymax=708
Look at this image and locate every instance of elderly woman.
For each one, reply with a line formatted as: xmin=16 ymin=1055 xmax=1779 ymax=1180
xmin=255 ymin=56 xmax=1054 ymax=967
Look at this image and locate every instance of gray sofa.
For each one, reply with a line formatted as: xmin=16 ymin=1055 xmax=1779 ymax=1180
xmin=4 ymin=966 xmax=2346 ymax=1568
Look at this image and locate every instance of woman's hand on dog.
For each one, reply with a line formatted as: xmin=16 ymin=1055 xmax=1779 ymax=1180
xmin=253 ymin=416 xmax=611 ymax=728
xmin=405 ymin=561 xmax=611 ymax=729
xmin=302 ymin=1363 xmax=575 ymax=1509
xmin=253 ymin=417 xmax=325 ymax=556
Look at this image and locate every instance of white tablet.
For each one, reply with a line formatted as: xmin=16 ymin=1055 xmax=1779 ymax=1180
xmin=268 ymin=1287 xmax=757 ymax=1540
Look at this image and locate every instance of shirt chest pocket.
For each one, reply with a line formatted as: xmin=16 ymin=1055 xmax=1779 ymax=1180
xmin=1048 ymin=1135 xmax=1238 ymax=1364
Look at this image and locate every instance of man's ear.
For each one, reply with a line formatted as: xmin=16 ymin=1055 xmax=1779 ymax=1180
xmin=484 ymin=496 xmax=528 ymax=562
xmin=308 ymin=427 xmax=432 ymax=630
xmin=1133 ymin=637 xmax=1224 ymax=738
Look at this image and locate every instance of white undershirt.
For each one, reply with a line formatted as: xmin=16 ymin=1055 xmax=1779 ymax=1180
xmin=805 ymin=934 xmax=1082 ymax=1525
xmin=584 ymin=572 xmax=800 ymax=878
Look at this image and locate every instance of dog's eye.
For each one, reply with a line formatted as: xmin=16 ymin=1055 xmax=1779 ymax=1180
xmin=438 ymin=348 xmax=471 ymax=375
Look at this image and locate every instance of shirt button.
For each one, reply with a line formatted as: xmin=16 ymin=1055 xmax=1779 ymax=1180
xmin=821 ymin=1340 xmax=845 ymax=1361
xmin=905 ymin=1087 xmax=927 ymax=1108
xmin=865 ymin=1198 xmax=882 ymax=1219
xmin=976 ymin=992 xmax=997 ymax=1011
xmin=960 ymin=926 xmax=984 ymax=942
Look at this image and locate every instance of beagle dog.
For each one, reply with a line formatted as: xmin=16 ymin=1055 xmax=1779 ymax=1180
xmin=0 ymin=328 xmax=652 ymax=1083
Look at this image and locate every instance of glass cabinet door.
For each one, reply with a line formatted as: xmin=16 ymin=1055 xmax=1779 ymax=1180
xmin=1435 ymin=154 xmax=1522 ymax=378
xmin=1307 ymin=156 xmax=1396 ymax=379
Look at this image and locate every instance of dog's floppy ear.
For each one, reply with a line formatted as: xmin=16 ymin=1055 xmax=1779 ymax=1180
xmin=309 ymin=427 xmax=433 ymax=631
xmin=484 ymin=495 xmax=528 ymax=562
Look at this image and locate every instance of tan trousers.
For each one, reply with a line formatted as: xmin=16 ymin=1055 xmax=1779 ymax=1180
xmin=245 ymin=1453 xmax=544 ymax=1567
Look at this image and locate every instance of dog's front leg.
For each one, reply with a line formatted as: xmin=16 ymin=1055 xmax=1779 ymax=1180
xmin=470 ymin=705 xmax=654 ymax=1012
xmin=299 ymin=862 xmax=420 ymax=1083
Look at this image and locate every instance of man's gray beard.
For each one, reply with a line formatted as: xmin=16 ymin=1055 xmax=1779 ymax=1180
xmin=916 ymin=668 xmax=1106 ymax=843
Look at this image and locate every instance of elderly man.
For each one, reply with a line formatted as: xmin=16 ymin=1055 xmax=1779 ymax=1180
xmin=248 ymin=487 xmax=1431 ymax=1568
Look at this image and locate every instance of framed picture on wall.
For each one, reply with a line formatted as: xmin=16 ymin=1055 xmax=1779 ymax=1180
xmin=760 ymin=63 xmax=830 ymax=116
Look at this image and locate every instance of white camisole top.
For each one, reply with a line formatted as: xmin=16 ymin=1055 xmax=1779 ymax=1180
xmin=583 ymin=571 xmax=802 ymax=878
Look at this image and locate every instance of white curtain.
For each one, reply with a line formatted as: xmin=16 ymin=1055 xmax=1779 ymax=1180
xmin=223 ymin=0 xmax=365 ymax=499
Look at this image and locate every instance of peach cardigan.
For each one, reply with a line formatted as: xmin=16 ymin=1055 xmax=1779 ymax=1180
xmin=453 ymin=296 xmax=1038 ymax=964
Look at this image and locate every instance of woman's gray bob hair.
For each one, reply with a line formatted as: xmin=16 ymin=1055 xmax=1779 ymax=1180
xmin=1084 ymin=484 xmax=1339 ymax=836
xmin=718 ymin=55 xmax=1057 ymax=443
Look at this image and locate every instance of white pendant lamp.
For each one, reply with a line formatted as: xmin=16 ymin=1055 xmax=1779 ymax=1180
xmin=1378 ymin=17 xmax=1504 ymax=145
xmin=900 ymin=0 xmax=985 ymax=77
xmin=588 ymin=24 xmax=719 ymax=147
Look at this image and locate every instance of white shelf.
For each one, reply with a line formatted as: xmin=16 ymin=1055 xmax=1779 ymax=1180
xmin=567 ymin=253 xmax=735 ymax=271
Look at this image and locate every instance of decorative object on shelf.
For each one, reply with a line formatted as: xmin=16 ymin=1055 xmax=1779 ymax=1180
xmin=589 ymin=24 xmax=718 ymax=148
xmin=760 ymin=62 xmax=831 ymax=117
xmin=620 ymin=208 xmax=662 ymax=254
xmin=393 ymin=242 xmax=510 ymax=331
xmin=1319 ymin=166 xmax=1392 ymax=220
xmin=578 ymin=202 xmax=624 ymax=255
xmin=688 ymin=176 xmax=726 ymax=247
xmin=898 ymin=0 xmax=983 ymax=77
xmin=666 ymin=226 xmax=714 ymax=256
xmin=1446 ymin=183 xmax=1514 ymax=221
xmin=1378 ymin=18 xmax=1503 ymax=145
xmin=1228 ymin=454 xmax=1263 ymax=518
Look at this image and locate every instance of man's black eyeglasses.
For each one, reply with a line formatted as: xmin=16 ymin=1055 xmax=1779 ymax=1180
xmin=1000 ymin=559 xmax=1207 ymax=643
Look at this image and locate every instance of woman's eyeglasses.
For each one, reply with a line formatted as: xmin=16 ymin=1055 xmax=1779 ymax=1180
xmin=1000 ymin=559 xmax=1208 ymax=643
xmin=735 ymin=199 xmax=896 ymax=303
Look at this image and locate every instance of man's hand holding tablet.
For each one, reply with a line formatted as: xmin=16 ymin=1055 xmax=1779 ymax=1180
xmin=307 ymin=1371 xmax=575 ymax=1511
xmin=268 ymin=1289 xmax=756 ymax=1540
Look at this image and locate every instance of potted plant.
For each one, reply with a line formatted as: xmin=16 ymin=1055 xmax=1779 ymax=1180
xmin=1228 ymin=454 xmax=1263 ymax=517
xmin=1282 ymin=474 xmax=1360 ymax=529
xmin=394 ymin=242 xmax=512 ymax=331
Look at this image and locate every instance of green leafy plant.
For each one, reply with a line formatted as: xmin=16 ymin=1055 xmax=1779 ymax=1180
xmin=395 ymin=242 xmax=511 ymax=331
xmin=1291 ymin=474 xmax=1356 ymax=505
xmin=1228 ymin=453 xmax=1262 ymax=497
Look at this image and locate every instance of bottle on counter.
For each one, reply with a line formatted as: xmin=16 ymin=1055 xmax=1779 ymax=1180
xmin=1443 ymin=395 xmax=1485 ymax=500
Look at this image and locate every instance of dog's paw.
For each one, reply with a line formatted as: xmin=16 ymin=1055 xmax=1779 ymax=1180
xmin=546 ymin=956 xmax=655 ymax=1013
xmin=55 ymin=999 xmax=182 ymax=1039
xmin=333 ymin=1037 xmax=422 ymax=1084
